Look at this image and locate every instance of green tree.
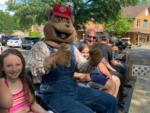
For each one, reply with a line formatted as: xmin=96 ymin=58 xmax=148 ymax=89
xmin=105 ymin=16 xmax=131 ymax=36
xmin=6 ymin=0 xmax=139 ymax=30
xmin=72 ymin=0 xmax=143 ymax=28
xmin=121 ymin=0 xmax=139 ymax=6
xmin=139 ymin=0 xmax=150 ymax=3
xmin=7 ymin=0 xmax=66 ymax=30
xmin=0 ymin=11 xmax=20 ymax=33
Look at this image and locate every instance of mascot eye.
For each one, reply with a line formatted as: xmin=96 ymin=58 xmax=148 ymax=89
xmin=59 ymin=17 xmax=62 ymax=22
xmin=56 ymin=17 xmax=62 ymax=23
xmin=61 ymin=19 xmax=70 ymax=24
xmin=65 ymin=19 xmax=70 ymax=24
xmin=61 ymin=18 xmax=66 ymax=22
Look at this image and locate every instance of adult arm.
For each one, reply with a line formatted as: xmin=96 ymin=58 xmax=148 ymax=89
xmin=98 ymin=61 xmax=112 ymax=79
xmin=26 ymin=41 xmax=50 ymax=76
xmin=102 ymin=58 xmax=117 ymax=72
xmin=31 ymin=101 xmax=48 ymax=113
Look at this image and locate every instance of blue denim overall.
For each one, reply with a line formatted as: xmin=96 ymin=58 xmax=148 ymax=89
xmin=39 ymin=45 xmax=118 ymax=113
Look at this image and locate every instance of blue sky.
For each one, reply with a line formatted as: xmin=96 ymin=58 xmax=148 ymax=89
xmin=0 ymin=0 xmax=8 ymax=11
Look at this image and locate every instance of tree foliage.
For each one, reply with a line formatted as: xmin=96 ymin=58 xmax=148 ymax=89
xmin=139 ymin=0 xmax=150 ymax=4
xmin=6 ymin=0 xmax=141 ymax=30
xmin=105 ymin=16 xmax=131 ymax=35
xmin=7 ymin=0 xmax=66 ymax=29
xmin=121 ymin=0 xmax=139 ymax=6
xmin=0 ymin=11 xmax=20 ymax=33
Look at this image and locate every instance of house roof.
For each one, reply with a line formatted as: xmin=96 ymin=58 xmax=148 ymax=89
xmin=122 ymin=4 xmax=150 ymax=18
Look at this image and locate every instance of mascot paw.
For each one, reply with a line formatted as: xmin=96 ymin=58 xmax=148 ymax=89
xmin=89 ymin=43 xmax=102 ymax=67
xmin=43 ymin=43 xmax=71 ymax=70
xmin=56 ymin=43 xmax=71 ymax=67
xmin=44 ymin=54 xmax=57 ymax=72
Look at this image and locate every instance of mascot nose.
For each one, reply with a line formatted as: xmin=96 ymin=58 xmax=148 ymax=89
xmin=65 ymin=24 xmax=70 ymax=27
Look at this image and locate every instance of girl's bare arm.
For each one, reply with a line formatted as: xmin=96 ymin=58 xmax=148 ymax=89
xmin=0 ymin=79 xmax=12 ymax=110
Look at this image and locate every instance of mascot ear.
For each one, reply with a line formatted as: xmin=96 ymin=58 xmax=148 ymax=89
xmin=46 ymin=9 xmax=53 ymax=20
xmin=71 ymin=15 xmax=75 ymax=24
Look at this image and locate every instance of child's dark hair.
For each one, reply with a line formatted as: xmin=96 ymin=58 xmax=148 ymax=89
xmin=78 ymin=43 xmax=89 ymax=52
xmin=0 ymin=49 xmax=35 ymax=101
xmin=100 ymin=31 xmax=110 ymax=42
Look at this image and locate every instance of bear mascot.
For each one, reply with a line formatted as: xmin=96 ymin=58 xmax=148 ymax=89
xmin=27 ymin=4 xmax=118 ymax=113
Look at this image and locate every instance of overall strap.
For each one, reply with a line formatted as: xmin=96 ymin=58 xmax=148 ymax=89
xmin=44 ymin=42 xmax=56 ymax=53
xmin=70 ymin=45 xmax=77 ymax=70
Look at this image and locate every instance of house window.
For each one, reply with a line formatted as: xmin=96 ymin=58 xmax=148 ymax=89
xmin=145 ymin=9 xmax=149 ymax=16
xmin=137 ymin=19 xmax=140 ymax=28
xmin=148 ymin=7 xmax=150 ymax=14
xmin=143 ymin=19 xmax=148 ymax=28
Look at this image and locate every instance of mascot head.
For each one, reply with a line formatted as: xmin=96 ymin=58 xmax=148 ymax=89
xmin=44 ymin=4 xmax=77 ymax=44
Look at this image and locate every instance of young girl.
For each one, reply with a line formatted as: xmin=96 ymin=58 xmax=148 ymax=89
xmin=74 ymin=43 xmax=120 ymax=97
xmin=0 ymin=49 xmax=48 ymax=113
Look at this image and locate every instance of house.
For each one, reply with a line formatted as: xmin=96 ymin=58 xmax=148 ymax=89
xmin=122 ymin=4 xmax=150 ymax=45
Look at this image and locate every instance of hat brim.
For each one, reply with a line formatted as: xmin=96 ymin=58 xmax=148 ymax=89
xmin=53 ymin=12 xmax=71 ymax=19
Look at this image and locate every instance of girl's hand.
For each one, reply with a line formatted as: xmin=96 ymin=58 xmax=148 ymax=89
xmin=79 ymin=73 xmax=91 ymax=82
xmin=74 ymin=73 xmax=91 ymax=82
